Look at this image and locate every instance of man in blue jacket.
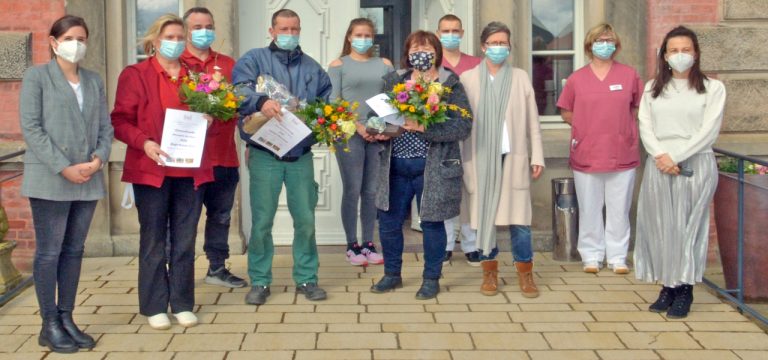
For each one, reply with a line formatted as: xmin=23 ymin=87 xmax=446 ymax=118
xmin=233 ymin=8 xmax=332 ymax=305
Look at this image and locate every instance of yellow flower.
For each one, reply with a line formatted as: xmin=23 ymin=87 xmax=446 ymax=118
xmin=399 ymin=104 xmax=409 ymax=111
xmin=188 ymin=82 xmax=197 ymax=90
xmin=448 ymin=104 xmax=458 ymax=111
xmin=331 ymin=114 xmax=339 ymax=122
xmin=224 ymin=100 xmax=237 ymax=109
xmin=341 ymin=120 xmax=357 ymax=135
xmin=341 ymin=100 xmax=350 ymax=108
xmin=428 ymin=82 xmax=443 ymax=95
xmin=225 ymin=92 xmax=236 ymax=101
xmin=393 ymin=83 xmax=406 ymax=93
xmin=351 ymin=101 xmax=359 ymax=110
xmin=408 ymin=105 xmax=416 ymax=113
xmin=324 ymin=105 xmax=333 ymax=116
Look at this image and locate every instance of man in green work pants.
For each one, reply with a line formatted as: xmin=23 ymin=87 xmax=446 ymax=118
xmin=232 ymin=8 xmax=332 ymax=305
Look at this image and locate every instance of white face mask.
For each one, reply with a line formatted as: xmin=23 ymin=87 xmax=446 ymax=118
xmin=54 ymin=39 xmax=87 ymax=64
xmin=666 ymin=53 xmax=694 ymax=73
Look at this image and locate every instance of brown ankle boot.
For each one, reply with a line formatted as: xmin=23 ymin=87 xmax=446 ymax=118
xmin=480 ymin=260 xmax=498 ymax=296
xmin=515 ymin=261 xmax=539 ymax=298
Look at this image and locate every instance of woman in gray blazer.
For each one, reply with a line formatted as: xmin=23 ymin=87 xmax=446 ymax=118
xmin=19 ymin=15 xmax=113 ymax=354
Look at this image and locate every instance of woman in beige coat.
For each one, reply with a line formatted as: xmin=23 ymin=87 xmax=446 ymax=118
xmin=459 ymin=22 xmax=545 ymax=297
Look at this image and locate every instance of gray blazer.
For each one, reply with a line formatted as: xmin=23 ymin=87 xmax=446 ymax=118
xmin=19 ymin=60 xmax=113 ymax=201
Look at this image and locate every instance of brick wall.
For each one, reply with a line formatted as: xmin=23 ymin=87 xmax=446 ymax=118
xmin=0 ymin=0 xmax=65 ymax=271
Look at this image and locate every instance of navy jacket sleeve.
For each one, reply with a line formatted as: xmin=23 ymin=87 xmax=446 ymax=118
xmin=232 ymin=50 xmax=265 ymax=117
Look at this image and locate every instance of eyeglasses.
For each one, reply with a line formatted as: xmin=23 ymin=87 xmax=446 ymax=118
xmin=594 ymin=39 xmax=616 ymax=46
xmin=484 ymin=41 xmax=510 ymax=47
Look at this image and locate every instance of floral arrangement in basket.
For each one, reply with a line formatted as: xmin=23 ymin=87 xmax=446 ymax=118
xmin=295 ymin=98 xmax=359 ymax=152
xmin=180 ymin=67 xmax=242 ymax=121
xmin=386 ymin=77 xmax=471 ymax=129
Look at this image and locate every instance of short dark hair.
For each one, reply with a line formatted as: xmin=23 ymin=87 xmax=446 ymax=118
xmin=438 ymin=14 xmax=462 ymax=29
xmin=401 ymin=30 xmax=443 ymax=69
xmin=272 ymin=9 xmax=300 ymax=27
xmin=183 ymin=7 xmax=214 ymax=23
xmin=480 ymin=21 xmax=511 ymax=45
xmin=49 ymin=15 xmax=89 ymax=57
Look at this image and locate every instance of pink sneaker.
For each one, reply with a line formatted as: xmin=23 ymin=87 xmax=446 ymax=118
xmin=346 ymin=244 xmax=368 ymax=266
xmin=362 ymin=242 xmax=384 ymax=265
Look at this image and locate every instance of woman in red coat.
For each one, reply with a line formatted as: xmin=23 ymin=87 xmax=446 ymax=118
xmin=111 ymin=14 xmax=212 ymax=330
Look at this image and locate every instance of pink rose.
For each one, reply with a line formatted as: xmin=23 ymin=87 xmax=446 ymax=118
xmin=200 ymin=74 xmax=212 ymax=83
xmin=404 ymin=80 xmax=415 ymax=91
xmin=209 ymin=80 xmax=220 ymax=90
xmin=427 ymin=94 xmax=439 ymax=105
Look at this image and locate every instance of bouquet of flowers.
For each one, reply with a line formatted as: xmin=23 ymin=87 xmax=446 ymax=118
xmin=180 ymin=66 xmax=241 ymax=121
xmin=386 ymin=77 xmax=471 ymax=129
xmin=238 ymin=75 xmax=305 ymax=134
xmin=296 ymin=98 xmax=359 ymax=152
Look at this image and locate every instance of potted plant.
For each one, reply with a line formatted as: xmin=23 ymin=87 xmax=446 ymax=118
xmin=713 ymin=157 xmax=768 ymax=301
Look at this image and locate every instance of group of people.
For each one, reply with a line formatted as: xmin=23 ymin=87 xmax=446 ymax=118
xmin=19 ymin=7 xmax=725 ymax=354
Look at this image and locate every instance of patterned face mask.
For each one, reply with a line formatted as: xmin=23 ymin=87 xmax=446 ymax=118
xmin=408 ymin=51 xmax=435 ymax=72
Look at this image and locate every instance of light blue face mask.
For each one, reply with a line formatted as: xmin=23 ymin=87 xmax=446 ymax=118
xmin=275 ymin=34 xmax=300 ymax=51
xmin=190 ymin=29 xmax=216 ymax=50
xmin=485 ymin=46 xmax=510 ymax=64
xmin=158 ymin=40 xmax=185 ymax=60
xmin=350 ymin=38 xmax=373 ymax=54
xmin=591 ymin=42 xmax=616 ymax=60
xmin=440 ymin=33 xmax=461 ymax=49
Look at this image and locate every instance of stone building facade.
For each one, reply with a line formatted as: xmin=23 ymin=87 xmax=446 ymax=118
xmin=1 ymin=0 xmax=766 ymax=270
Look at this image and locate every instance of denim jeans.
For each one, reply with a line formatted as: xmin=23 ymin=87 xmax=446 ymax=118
xmin=378 ymin=157 xmax=446 ymax=280
xmin=30 ymin=198 xmax=97 ymax=321
xmin=203 ymin=166 xmax=239 ymax=269
xmin=133 ymin=177 xmax=204 ymax=316
xmin=478 ymin=225 xmax=534 ymax=262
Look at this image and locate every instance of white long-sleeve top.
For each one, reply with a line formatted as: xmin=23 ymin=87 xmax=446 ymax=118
xmin=638 ymin=78 xmax=726 ymax=164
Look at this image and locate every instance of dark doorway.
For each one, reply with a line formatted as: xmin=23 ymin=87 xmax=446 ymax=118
xmin=360 ymin=0 xmax=411 ymax=68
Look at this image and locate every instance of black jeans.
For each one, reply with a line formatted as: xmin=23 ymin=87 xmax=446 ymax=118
xmin=202 ymin=166 xmax=239 ymax=269
xmin=134 ymin=178 xmax=204 ymax=316
xmin=30 ymin=198 xmax=97 ymax=321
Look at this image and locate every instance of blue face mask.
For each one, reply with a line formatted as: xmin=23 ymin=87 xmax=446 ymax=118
xmin=591 ymin=42 xmax=616 ymax=60
xmin=275 ymin=34 xmax=300 ymax=51
xmin=485 ymin=46 xmax=510 ymax=64
xmin=158 ymin=40 xmax=185 ymax=60
xmin=440 ymin=33 xmax=461 ymax=49
xmin=350 ymin=38 xmax=373 ymax=54
xmin=190 ymin=29 xmax=215 ymax=50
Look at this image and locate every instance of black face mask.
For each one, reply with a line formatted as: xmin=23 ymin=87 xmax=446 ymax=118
xmin=409 ymin=51 xmax=435 ymax=72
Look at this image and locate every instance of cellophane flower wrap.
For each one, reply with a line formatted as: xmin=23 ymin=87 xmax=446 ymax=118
xmin=387 ymin=77 xmax=471 ymax=128
xmin=296 ymin=98 xmax=359 ymax=152
xmin=180 ymin=67 xmax=242 ymax=121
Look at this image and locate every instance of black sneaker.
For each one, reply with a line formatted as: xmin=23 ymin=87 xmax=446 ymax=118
xmin=415 ymin=278 xmax=440 ymax=300
xmin=205 ymin=266 xmax=247 ymax=288
xmin=296 ymin=283 xmax=327 ymax=301
xmin=371 ymin=275 xmax=403 ymax=293
xmin=245 ymin=286 xmax=270 ymax=305
xmin=465 ymin=251 xmax=481 ymax=267
xmin=442 ymin=251 xmax=453 ymax=264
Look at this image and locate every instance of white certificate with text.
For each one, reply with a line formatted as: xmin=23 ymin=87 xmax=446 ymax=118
xmin=160 ymin=108 xmax=208 ymax=168
xmin=250 ymin=109 xmax=312 ymax=157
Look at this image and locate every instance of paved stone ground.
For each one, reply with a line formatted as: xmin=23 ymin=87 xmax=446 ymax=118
xmin=1 ymin=252 xmax=767 ymax=360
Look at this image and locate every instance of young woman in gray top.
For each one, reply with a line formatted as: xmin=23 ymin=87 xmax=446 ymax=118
xmin=328 ymin=18 xmax=393 ymax=267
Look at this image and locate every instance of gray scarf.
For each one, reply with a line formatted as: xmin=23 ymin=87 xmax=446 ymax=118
xmin=475 ymin=60 xmax=513 ymax=256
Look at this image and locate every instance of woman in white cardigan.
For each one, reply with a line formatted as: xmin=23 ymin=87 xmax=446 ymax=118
xmin=459 ymin=22 xmax=545 ymax=297
xmin=634 ymin=26 xmax=726 ymax=319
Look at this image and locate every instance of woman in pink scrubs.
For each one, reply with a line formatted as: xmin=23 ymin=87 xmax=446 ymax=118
xmin=556 ymin=23 xmax=643 ymax=274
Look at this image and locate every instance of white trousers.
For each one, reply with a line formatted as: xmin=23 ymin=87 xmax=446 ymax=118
xmin=573 ymin=169 xmax=636 ymax=266
xmin=442 ymin=216 xmax=477 ymax=253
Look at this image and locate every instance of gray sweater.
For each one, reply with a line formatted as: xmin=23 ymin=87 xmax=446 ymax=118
xmin=375 ymin=68 xmax=472 ymax=221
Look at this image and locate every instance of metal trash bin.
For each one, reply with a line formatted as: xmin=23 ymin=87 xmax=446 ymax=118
xmin=551 ymin=178 xmax=581 ymax=262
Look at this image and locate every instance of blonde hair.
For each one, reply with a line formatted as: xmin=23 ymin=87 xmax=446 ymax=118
xmin=584 ymin=23 xmax=621 ymax=59
xmin=141 ymin=13 xmax=185 ymax=55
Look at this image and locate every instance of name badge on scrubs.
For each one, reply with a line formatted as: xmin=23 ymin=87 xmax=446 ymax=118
xmin=609 ymin=84 xmax=623 ymax=91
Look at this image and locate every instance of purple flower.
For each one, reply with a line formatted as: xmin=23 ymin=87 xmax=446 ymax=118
xmin=396 ymin=91 xmax=409 ymax=103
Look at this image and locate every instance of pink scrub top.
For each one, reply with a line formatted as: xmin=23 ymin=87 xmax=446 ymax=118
xmin=442 ymin=53 xmax=482 ymax=76
xmin=557 ymin=61 xmax=643 ymax=173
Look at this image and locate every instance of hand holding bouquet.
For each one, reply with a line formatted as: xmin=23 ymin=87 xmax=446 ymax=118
xmin=387 ymin=77 xmax=470 ymax=129
xmin=296 ymin=98 xmax=359 ymax=152
xmin=180 ymin=67 xmax=241 ymax=121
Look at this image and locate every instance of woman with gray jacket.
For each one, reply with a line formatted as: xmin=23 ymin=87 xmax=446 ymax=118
xmin=370 ymin=31 xmax=472 ymax=300
xmin=19 ymin=15 xmax=113 ymax=353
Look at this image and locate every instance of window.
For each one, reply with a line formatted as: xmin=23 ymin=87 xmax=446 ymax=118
xmin=530 ymin=0 xmax=584 ymax=126
xmin=126 ymin=0 xmax=182 ymax=64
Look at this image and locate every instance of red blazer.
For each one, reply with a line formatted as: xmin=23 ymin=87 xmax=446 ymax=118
xmin=180 ymin=49 xmax=239 ymax=168
xmin=111 ymin=59 xmax=214 ymax=188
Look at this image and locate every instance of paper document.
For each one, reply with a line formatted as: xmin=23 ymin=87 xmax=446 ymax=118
xmin=250 ymin=108 xmax=312 ymax=157
xmin=366 ymin=93 xmax=398 ymax=117
xmin=160 ymin=109 xmax=208 ymax=168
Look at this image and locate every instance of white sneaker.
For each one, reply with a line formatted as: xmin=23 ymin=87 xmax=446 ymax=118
xmin=147 ymin=313 xmax=171 ymax=330
xmin=173 ymin=311 xmax=198 ymax=328
xmin=583 ymin=262 xmax=601 ymax=273
xmin=608 ymin=263 xmax=630 ymax=275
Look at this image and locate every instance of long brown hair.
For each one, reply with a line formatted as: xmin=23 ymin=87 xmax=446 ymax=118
xmin=651 ymin=26 xmax=707 ymax=98
xmin=400 ymin=30 xmax=443 ymax=69
xmin=340 ymin=18 xmax=375 ymax=57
